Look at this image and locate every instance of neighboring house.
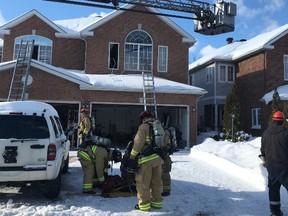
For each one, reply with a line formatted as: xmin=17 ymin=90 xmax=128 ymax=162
xmin=0 ymin=5 xmax=207 ymax=147
xmin=0 ymin=39 xmax=2 ymax=62
xmin=189 ymin=24 xmax=288 ymax=136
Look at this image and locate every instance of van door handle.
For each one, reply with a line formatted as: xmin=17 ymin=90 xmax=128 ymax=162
xmin=30 ymin=144 xmax=45 ymax=149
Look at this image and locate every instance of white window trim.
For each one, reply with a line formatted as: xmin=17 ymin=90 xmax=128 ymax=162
xmin=206 ymin=67 xmax=213 ymax=84
xmin=124 ymin=30 xmax=153 ymax=72
xmin=124 ymin=43 xmax=153 ymax=71
xmin=251 ymin=108 xmax=261 ymax=129
xmin=157 ymin=45 xmax=168 ymax=72
xmin=14 ymin=35 xmax=53 ymax=65
xmin=284 ymin=55 xmax=288 ymax=81
xmin=189 ymin=73 xmax=195 ymax=86
xmin=218 ymin=64 xmax=235 ymax=83
xmin=108 ymin=42 xmax=119 ymax=70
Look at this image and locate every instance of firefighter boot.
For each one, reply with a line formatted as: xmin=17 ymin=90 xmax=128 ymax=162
xmin=270 ymin=203 xmax=283 ymax=216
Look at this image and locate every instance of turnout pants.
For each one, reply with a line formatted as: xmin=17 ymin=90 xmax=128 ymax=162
xmin=135 ymin=157 xmax=163 ymax=211
xmin=78 ymin=156 xmax=95 ymax=192
xmin=162 ymin=155 xmax=172 ymax=193
xmin=267 ymin=163 xmax=288 ymax=214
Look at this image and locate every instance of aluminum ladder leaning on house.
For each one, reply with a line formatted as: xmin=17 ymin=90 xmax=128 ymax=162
xmin=142 ymin=71 xmax=158 ymax=118
xmin=7 ymin=39 xmax=34 ymax=101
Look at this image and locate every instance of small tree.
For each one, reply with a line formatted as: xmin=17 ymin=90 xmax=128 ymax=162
xmin=222 ymin=84 xmax=241 ymax=142
xmin=269 ymin=89 xmax=284 ymax=125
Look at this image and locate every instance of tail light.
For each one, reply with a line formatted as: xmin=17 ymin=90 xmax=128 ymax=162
xmin=47 ymin=144 xmax=56 ymax=161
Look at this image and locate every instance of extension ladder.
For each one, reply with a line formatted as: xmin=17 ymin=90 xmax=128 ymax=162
xmin=142 ymin=71 xmax=158 ymax=117
xmin=7 ymin=40 xmax=34 ymax=101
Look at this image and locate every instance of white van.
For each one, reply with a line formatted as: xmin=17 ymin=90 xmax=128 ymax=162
xmin=0 ymin=101 xmax=70 ymax=199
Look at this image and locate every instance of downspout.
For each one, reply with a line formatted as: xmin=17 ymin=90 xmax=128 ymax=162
xmin=263 ymin=51 xmax=266 ymax=94
xmin=79 ymin=32 xmax=88 ymax=72
xmin=214 ymin=63 xmax=218 ymax=131
xmin=195 ymin=93 xmax=204 ymax=145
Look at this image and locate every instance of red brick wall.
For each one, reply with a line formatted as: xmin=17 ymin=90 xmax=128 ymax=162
xmin=0 ymin=67 xmax=198 ymax=144
xmin=2 ymin=15 xmax=85 ymax=70
xmin=236 ymin=34 xmax=288 ymax=136
xmin=236 ymin=53 xmax=266 ymax=136
xmin=85 ymin=6 xmax=190 ymax=84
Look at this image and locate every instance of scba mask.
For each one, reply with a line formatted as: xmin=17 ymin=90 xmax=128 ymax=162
xmin=111 ymin=149 xmax=122 ymax=163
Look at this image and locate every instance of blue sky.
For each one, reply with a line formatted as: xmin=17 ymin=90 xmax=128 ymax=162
xmin=0 ymin=0 xmax=287 ymax=63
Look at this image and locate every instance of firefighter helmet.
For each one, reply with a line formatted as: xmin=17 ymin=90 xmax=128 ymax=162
xmin=80 ymin=108 xmax=87 ymax=113
xmin=272 ymin=111 xmax=285 ymax=121
xmin=139 ymin=110 xmax=155 ymax=122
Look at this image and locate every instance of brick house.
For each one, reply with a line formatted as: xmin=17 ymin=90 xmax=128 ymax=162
xmin=189 ymin=24 xmax=288 ymax=136
xmin=0 ymin=5 xmax=206 ymax=147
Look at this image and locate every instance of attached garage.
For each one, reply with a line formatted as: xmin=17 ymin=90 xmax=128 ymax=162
xmin=0 ymin=61 xmax=207 ymax=148
xmin=91 ymin=103 xmax=189 ymax=149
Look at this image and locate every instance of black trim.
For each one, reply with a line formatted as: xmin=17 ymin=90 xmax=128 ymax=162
xmin=0 ymin=166 xmax=47 ymax=171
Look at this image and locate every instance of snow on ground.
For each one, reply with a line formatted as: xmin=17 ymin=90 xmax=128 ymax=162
xmin=1 ymin=133 xmax=288 ymax=216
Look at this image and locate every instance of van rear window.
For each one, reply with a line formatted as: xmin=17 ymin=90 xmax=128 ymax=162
xmin=0 ymin=115 xmax=49 ymax=139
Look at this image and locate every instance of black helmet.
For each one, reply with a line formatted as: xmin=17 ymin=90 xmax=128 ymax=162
xmin=111 ymin=149 xmax=122 ymax=163
xmin=139 ymin=110 xmax=155 ymax=122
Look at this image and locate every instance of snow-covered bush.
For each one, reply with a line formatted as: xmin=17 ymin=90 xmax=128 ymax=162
xmin=212 ymin=130 xmax=250 ymax=142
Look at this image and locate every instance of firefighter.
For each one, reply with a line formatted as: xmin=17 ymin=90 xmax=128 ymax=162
xmin=130 ymin=110 xmax=164 ymax=211
xmin=78 ymin=108 xmax=91 ymax=145
xmin=260 ymin=111 xmax=288 ymax=216
xmin=120 ymin=141 xmax=137 ymax=193
xmin=77 ymin=139 xmax=122 ymax=194
xmin=161 ymin=127 xmax=173 ymax=196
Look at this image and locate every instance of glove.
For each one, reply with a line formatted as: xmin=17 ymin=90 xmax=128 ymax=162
xmin=258 ymin=154 xmax=266 ymax=167
xmin=125 ymin=158 xmax=138 ymax=173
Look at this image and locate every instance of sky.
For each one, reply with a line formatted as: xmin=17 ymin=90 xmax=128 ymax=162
xmin=0 ymin=0 xmax=287 ymax=63
xmin=0 ymin=131 xmax=286 ymax=216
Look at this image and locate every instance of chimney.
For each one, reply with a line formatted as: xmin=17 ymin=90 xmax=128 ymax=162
xmin=226 ymin=37 xmax=233 ymax=44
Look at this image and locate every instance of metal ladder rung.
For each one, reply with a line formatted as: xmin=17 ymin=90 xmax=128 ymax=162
xmin=142 ymin=71 xmax=157 ymax=117
xmin=7 ymin=39 xmax=34 ymax=101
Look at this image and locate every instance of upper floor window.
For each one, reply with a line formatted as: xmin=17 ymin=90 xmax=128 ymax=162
xmin=0 ymin=46 xmax=2 ymax=63
xmin=158 ymin=46 xmax=168 ymax=72
xmin=189 ymin=74 xmax=195 ymax=86
xmin=109 ymin=42 xmax=119 ymax=70
xmin=219 ymin=64 xmax=234 ymax=82
xmin=124 ymin=30 xmax=152 ymax=72
xmin=284 ymin=55 xmax=288 ymax=80
xmin=14 ymin=35 xmax=52 ymax=64
xmin=251 ymin=108 xmax=261 ymax=129
xmin=206 ymin=67 xmax=213 ymax=84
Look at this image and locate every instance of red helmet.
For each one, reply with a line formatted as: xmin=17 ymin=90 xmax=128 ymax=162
xmin=272 ymin=111 xmax=285 ymax=121
xmin=80 ymin=108 xmax=87 ymax=113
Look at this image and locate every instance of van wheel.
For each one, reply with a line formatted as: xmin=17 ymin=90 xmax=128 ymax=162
xmin=45 ymin=172 xmax=61 ymax=199
xmin=62 ymin=153 xmax=69 ymax=173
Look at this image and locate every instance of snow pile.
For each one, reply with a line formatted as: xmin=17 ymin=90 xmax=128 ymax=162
xmin=1 ymin=134 xmax=287 ymax=215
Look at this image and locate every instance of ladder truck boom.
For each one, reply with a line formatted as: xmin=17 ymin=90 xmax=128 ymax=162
xmin=45 ymin=0 xmax=237 ymax=35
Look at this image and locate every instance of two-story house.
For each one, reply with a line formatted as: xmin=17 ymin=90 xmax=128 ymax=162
xmin=189 ymin=24 xmax=288 ymax=136
xmin=0 ymin=5 xmax=207 ymax=147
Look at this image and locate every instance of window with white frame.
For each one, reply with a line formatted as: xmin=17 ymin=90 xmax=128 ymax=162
xmin=218 ymin=64 xmax=235 ymax=82
xmin=251 ymin=108 xmax=261 ymax=129
xmin=206 ymin=67 xmax=213 ymax=84
xmin=124 ymin=30 xmax=152 ymax=72
xmin=14 ymin=35 xmax=52 ymax=64
xmin=109 ymin=42 xmax=119 ymax=70
xmin=0 ymin=46 xmax=2 ymax=63
xmin=158 ymin=46 xmax=168 ymax=72
xmin=284 ymin=55 xmax=288 ymax=80
xmin=189 ymin=74 xmax=195 ymax=86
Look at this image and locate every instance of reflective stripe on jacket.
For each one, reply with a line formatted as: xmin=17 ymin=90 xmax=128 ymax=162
xmin=132 ymin=118 xmax=160 ymax=164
